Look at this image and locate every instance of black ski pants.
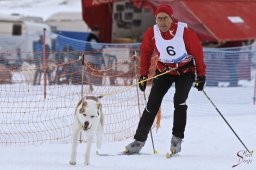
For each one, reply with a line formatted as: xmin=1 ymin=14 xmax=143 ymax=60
xmin=134 ymin=72 xmax=195 ymax=142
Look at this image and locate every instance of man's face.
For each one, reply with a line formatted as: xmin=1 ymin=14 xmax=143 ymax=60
xmin=156 ymin=12 xmax=173 ymax=32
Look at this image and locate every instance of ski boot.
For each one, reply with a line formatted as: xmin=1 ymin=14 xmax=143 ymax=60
xmin=124 ymin=140 xmax=145 ymax=154
xmin=171 ymin=135 xmax=182 ymax=154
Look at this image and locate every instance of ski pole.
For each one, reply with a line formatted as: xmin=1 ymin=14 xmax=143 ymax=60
xmin=201 ymin=89 xmax=253 ymax=153
xmin=79 ymin=53 xmax=85 ymax=143
xmin=143 ymin=91 xmax=158 ymax=154
xmin=133 ymin=51 xmax=157 ymax=154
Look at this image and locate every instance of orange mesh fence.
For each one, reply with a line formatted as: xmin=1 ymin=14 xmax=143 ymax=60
xmin=1 ymin=32 xmax=254 ymax=146
xmin=0 ymin=33 xmax=158 ymax=146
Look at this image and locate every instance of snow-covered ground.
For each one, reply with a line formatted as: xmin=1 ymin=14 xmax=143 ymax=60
xmin=1 ymin=109 xmax=256 ymax=170
xmin=1 ymin=81 xmax=256 ymax=170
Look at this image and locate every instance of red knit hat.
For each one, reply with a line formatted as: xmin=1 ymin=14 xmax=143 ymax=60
xmin=155 ymin=4 xmax=174 ymax=18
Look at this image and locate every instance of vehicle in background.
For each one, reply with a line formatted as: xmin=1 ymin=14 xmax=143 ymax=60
xmin=46 ymin=12 xmax=90 ymax=33
xmin=0 ymin=14 xmax=51 ymax=68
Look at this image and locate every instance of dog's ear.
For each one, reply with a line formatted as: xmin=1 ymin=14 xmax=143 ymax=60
xmin=82 ymin=101 xmax=87 ymax=107
xmin=79 ymin=107 xmax=84 ymax=113
xmin=79 ymin=101 xmax=87 ymax=113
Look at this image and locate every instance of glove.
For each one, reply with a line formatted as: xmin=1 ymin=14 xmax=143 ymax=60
xmin=195 ymin=76 xmax=206 ymax=91
xmin=138 ymin=75 xmax=148 ymax=92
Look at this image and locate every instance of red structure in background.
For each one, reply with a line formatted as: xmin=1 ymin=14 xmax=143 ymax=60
xmin=82 ymin=0 xmax=256 ymax=86
xmin=81 ymin=0 xmax=156 ymax=42
xmin=82 ymin=0 xmax=256 ymax=44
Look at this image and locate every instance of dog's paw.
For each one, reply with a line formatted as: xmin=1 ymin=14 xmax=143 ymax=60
xmin=84 ymin=161 xmax=89 ymax=166
xmin=69 ymin=160 xmax=76 ymax=165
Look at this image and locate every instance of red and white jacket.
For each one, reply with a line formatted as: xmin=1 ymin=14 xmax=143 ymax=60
xmin=140 ymin=22 xmax=206 ymax=77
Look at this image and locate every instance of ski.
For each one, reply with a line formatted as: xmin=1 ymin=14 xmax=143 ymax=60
xmin=96 ymin=151 xmax=151 ymax=157
xmin=97 ymin=151 xmax=177 ymax=158
xmin=96 ymin=152 xmax=127 ymax=156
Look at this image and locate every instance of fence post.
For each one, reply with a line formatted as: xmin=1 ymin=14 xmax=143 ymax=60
xmin=43 ymin=28 xmax=46 ymax=99
xmin=81 ymin=53 xmax=85 ymax=99
xmin=79 ymin=53 xmax=85 ymax=143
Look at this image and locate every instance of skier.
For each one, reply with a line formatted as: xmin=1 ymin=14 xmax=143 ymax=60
xmin=125 ymin=4 xmax=206 ymax=155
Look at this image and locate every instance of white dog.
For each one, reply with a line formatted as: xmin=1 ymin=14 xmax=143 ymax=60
xmin=69 ymin=96 xmax=104 ymax=166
